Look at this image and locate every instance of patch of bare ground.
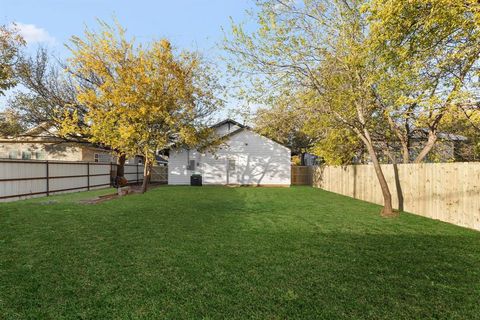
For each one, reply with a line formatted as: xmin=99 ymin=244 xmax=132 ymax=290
xmin=79 ymin=183 xmax=165 ymax=204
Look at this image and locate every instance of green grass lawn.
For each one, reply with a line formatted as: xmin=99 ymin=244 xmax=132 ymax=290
xmin=1 ymin=186 xmax=479 ymax=319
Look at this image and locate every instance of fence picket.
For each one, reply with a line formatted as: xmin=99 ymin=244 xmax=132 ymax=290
xmin=313 ymin=163 xmax=480 ymax=231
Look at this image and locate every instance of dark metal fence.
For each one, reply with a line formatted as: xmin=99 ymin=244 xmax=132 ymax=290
xmin=0 ymin=159 xmax=144 ymax=201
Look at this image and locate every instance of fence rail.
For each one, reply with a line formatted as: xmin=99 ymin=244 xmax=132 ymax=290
xmin=0 ymin=160 xmax=146 ymax=202
xmin=313 ymin=163 xmax=480 ymax=231
xmin=124 ymin=163 xmax=144 ymax=184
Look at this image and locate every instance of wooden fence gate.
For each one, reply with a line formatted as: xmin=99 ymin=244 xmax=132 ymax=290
xmin=291 ymin=166 xmax=313 ymax=185
xmin=150 ymin=165 xmax=168 ymax=184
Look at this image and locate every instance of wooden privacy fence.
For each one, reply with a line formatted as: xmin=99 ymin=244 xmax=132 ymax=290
xmin=0 ymin=160 xmax=145 ymax=202
xmin=313 ymin=163 xmax=480 ymax=231
xmin=291 ymin=166 xmax=313 ymax=185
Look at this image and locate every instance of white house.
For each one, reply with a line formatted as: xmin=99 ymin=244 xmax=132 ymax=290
xmin=168 ymin=119 xmax=291 ymax=186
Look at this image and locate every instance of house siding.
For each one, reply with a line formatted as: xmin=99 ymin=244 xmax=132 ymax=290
xmin=168 ymin=128 xmax=291 ymax=186
xmin=0 ymin=141 xmax=113 ymax=162
xmin=81 ymin=147 xmax=115 ymax=162
xmin=168 ymin=148 xmax=191 ymax=185
xmin=0 ymin=142 xmax=83 ymax=161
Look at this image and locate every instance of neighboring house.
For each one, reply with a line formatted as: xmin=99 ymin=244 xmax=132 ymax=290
xmin=355 ymin=130 xmax=471 ymax=164
xmin=155 ymin=153 xmax=168 ymax=166
xmin=388 ymin=131 xmax=469 ymax=163
xmin=168 ymin=119 xmax=291 ymax=186
xmin=0 ymin=123 xmax=115 ymax=163
xmin=303 ymin=153 xmax=321 ymax=166
xmin=125 ymin=155 xmax=145 ymax=165
xmin=415 ymin=131 xmax=470 ymax=162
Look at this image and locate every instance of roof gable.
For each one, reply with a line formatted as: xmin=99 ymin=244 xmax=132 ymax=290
xmin=22 ymin=122 xmax=57 ymax=137
xmin=210 ymin=118 xmax=247 ymax=129
xmin=220 ymin=126 xmax=290 ymax=151
xmin=166 ymin=119 xmax=290 ymax=151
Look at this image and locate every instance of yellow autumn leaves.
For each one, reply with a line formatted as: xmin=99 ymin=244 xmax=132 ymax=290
xmin=61 ymin=20 xmax=221 ymax=169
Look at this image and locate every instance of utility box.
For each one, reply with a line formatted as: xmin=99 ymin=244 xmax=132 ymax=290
xmin=190 ymin=174 xmax=202 ymax=186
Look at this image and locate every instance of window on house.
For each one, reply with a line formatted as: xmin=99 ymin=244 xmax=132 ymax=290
xmin=94 ymin=153 xmax=110 ymax=163
xmin=228 ymin=159 xmax=236 ymax=171
xmin=35 ymin=151 xmax=46 ymax=160
xmin=187 ymin=159 xmax=195 ymax=170
xmin=8 ymin=150 xmax=19 ymax=159
xmin=22 ymin=151 xmax=32 ymax=160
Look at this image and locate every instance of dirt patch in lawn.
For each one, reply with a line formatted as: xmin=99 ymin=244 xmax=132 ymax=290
xmin=79 ymin=193 xmax=120 ymax=204
xmin=79 ymin=183 xmax=166 ymax=204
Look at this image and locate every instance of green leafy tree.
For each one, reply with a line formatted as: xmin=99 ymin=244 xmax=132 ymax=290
xmin=254 ymin=91 xmax=321 ymax=165
xmin=366 ymin=0 xmax=480 ymax=163
xmin=64 ymin=21 xmax=222 ymax=192
xmin=0 ymin=24 xmax=25 ymax=95
xmin=10 ymin=48 xmax=81 ymax=130
xmin=11 ymin=47 xmax=134 ymax=178
xmin=438 ymin=104 xmax=480 ymax=161
xmin=225 ymin=0 xmax=480 ymax=215
xmin=225 ymin=0 xmax=397 ymax=216
xmin=0 ymin=108 xmax=25 ymax=137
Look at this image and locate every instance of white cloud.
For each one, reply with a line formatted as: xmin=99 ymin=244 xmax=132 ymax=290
xmin=11 ymin=22 xmax=56 ymax=45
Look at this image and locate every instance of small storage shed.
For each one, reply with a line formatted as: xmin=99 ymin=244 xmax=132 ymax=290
xmin=168 ymin=119 xmax=291 ymax=186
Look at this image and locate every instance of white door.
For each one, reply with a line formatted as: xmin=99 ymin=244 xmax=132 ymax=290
xmin=226 ymin=157 xmax=237 ymax=184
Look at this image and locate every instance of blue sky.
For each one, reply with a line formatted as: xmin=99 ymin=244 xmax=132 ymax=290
xmin=0 ymin=0 xmax=257 ymax=116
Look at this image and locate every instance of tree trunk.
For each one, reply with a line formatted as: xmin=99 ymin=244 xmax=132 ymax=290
xmin=414 ymin=131 xmax=437 ymax=163
xmin=141 ymin=158 xmax=152 ymax=193
xmin=385 ymin=112 xmax=410 ymax=163
xmin=400 ymin=145 xmax=409 ymax=164
xmin=390 ymin=130 xmax=410 ymax=164
xmin=336 ymin=102 xmax=395 ymax=216
xmin=117 ymin=153 xmax=126 ymax=177
xmin=385 ymin=149 xmax=404 ymax=212
xmin=403 ymin=115 xmax=412 ymax=163
xmin=364 ymin=141 xmax=395 ymax=216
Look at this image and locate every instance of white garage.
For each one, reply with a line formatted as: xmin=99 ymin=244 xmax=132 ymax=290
xmin=168 ymin=119 xmax=291 ymax=186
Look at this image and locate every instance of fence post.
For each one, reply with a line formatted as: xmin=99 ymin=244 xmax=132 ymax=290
xmin=46 ymin=160 xmax=50 ymax=196
xmin=110 ymin=162 xmax=113 ymax=187
xmin=87 ymin=162 xmax=90 ymax=191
